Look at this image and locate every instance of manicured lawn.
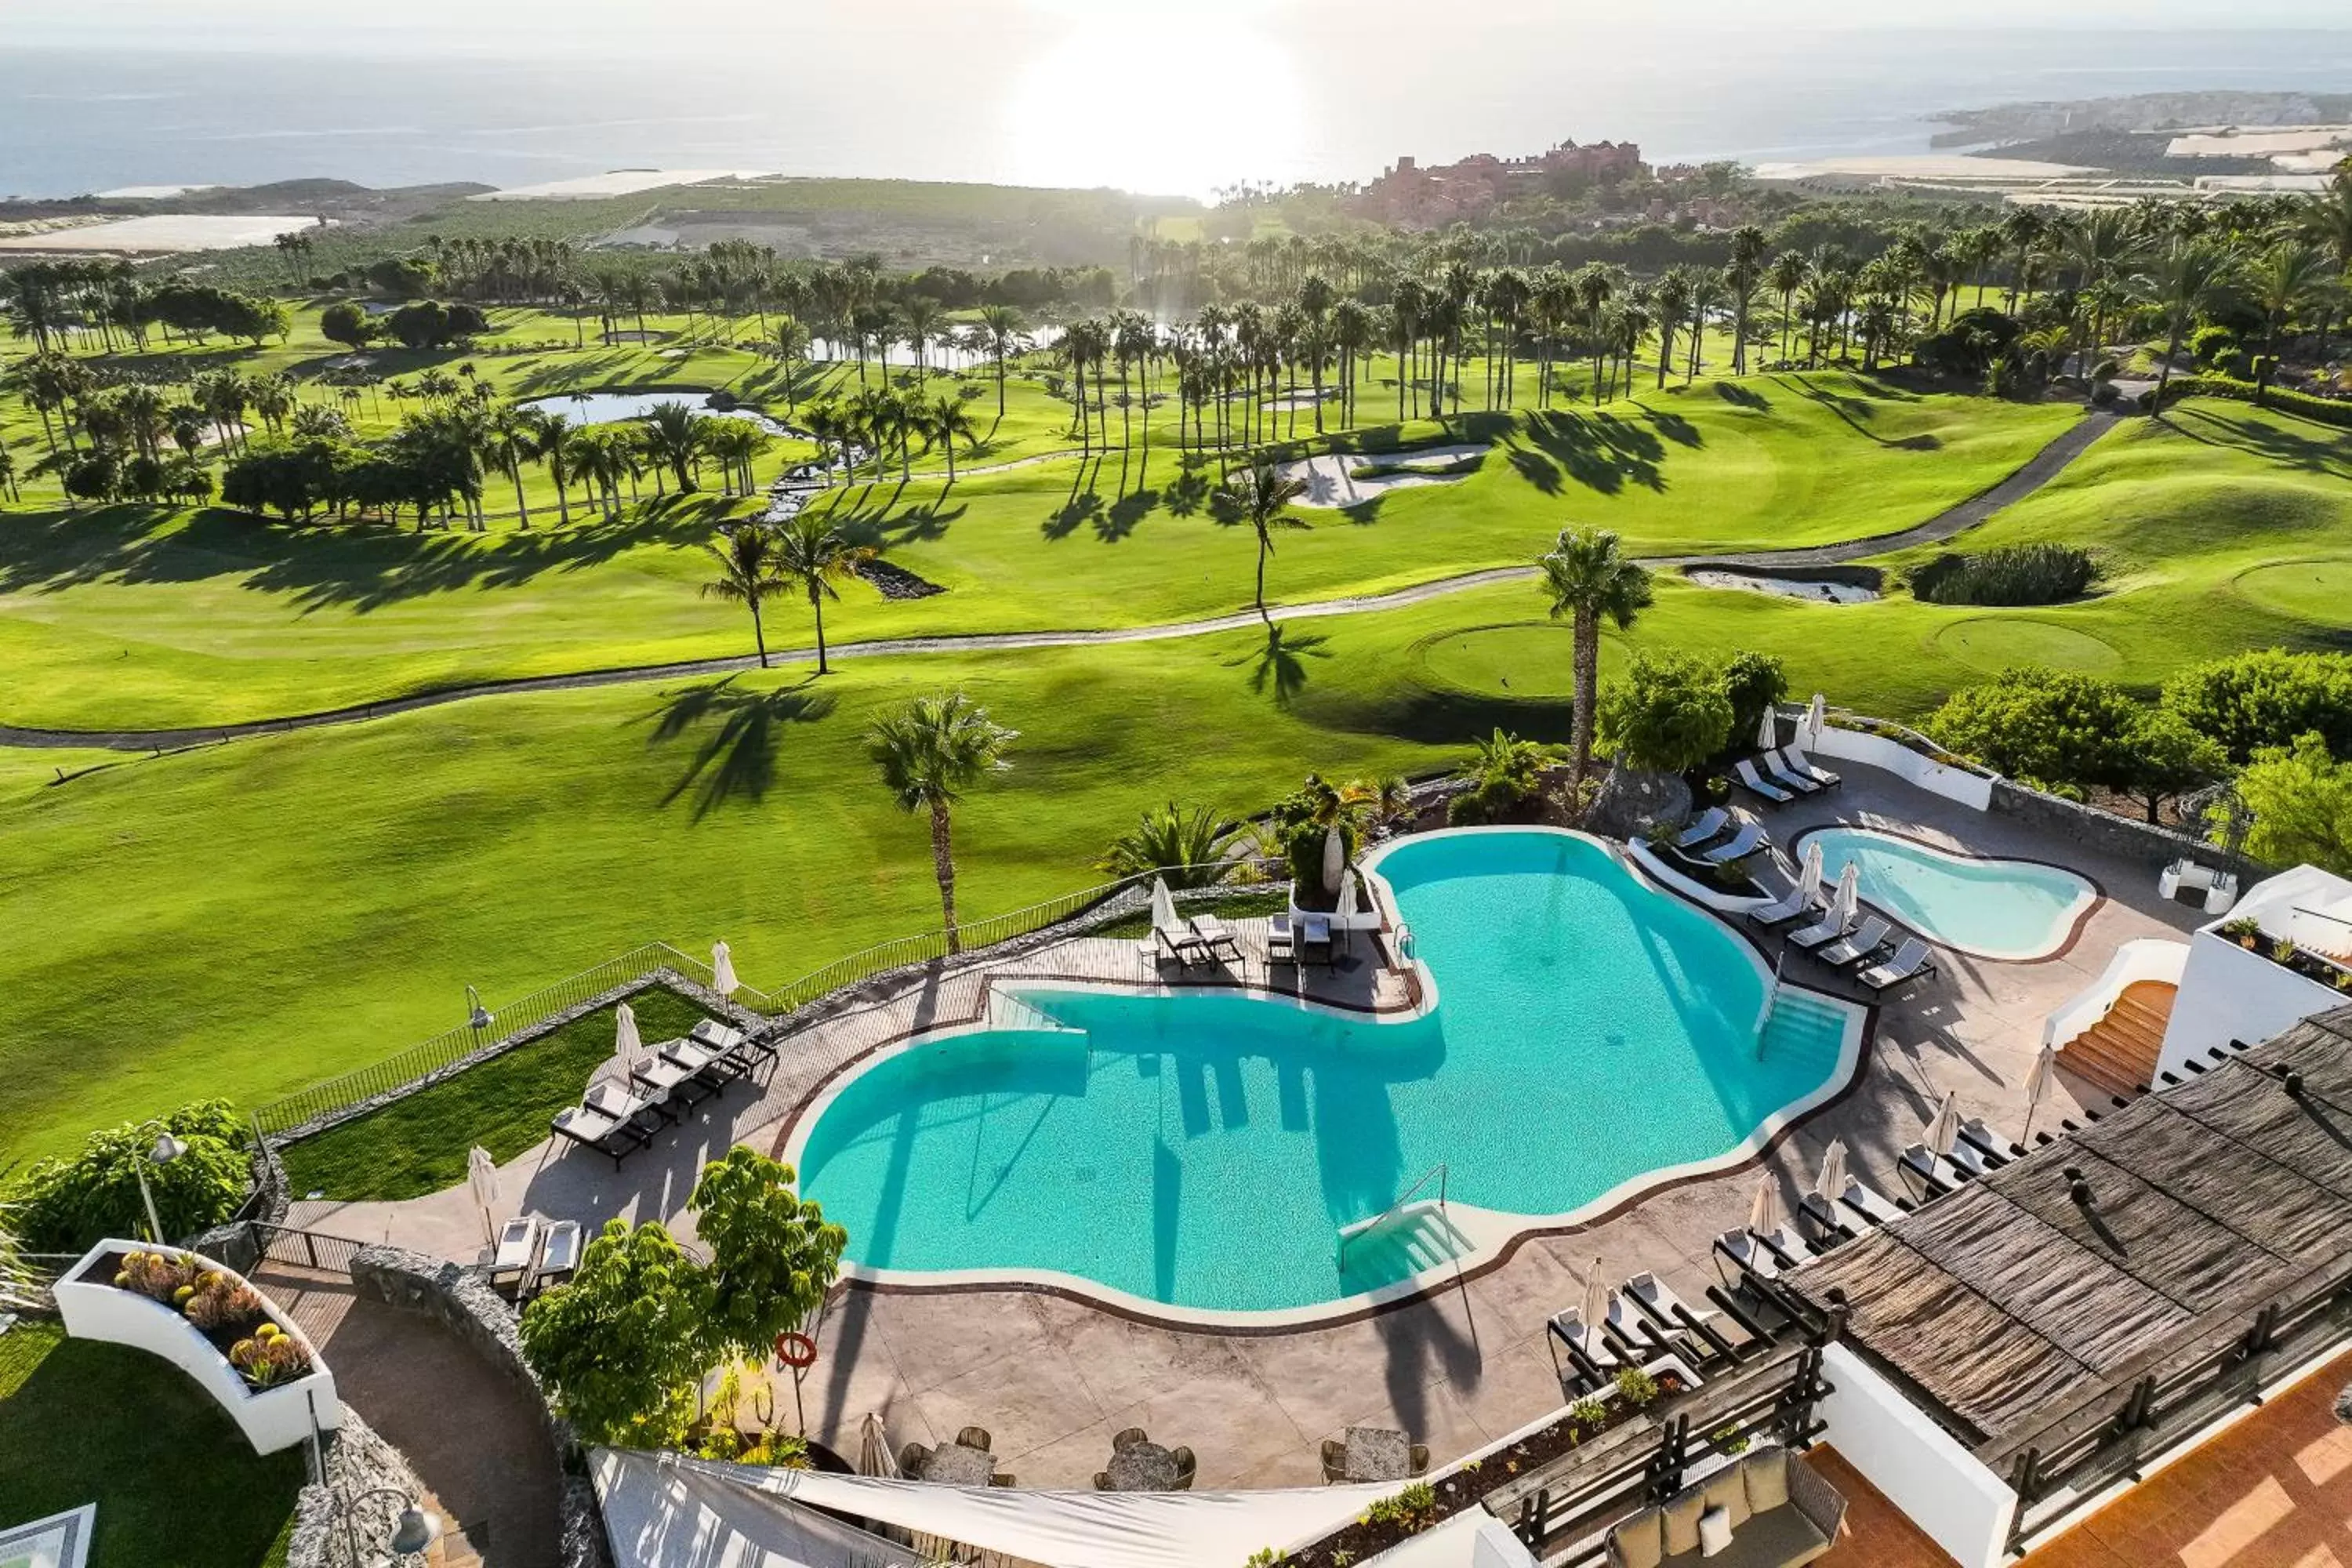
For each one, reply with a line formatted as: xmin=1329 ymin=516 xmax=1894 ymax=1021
xmin=0 ymin=1319 xmax=302 ymax=1568
xmin=280 ymin=985 xmax=713 ymax=1202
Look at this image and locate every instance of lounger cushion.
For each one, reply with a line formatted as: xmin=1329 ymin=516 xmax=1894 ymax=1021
xmin=1662 ymin=1490 xmax=1707 ymax=1556
xmin=1612 ymin=1508 xmax=1665 ymax=1568
xmin=1743 ymin=1448 xmax=1790 ymax=1513
xmin=1702 ymin=1468 xmax=1751 ymax=1528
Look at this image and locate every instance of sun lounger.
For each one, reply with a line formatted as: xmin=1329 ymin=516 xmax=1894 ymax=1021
xmin=1898 ymin=1143 xmax=1976 ymax=1200
xmin=658 ymin=1036 xmax=752 ymax=1091
xmin=527 ymin=1220 xmax=583 ymax=1297
xmin=1675 ymin=807 xmax=1732 ymax=850
xmin=1703 ymin=822 xmax=1768 ymax=864
xmin=628 ymin=1052 xmax=705 ymax=1117
xmin=1299 ymin=913 xmax=1335 ymax=967
xmin=1799 ymin=1178 xmax=1910 ymax=1243
xmin=1857 ymin=938 xmax=1936 ymax=995
xmin=489 ymin=1215 xmax=539 ymax=1290
xmin=1815 ymin=916 xmax=1892 ymax=969
xmin=551 ymin=1083 xmax=661 ymax=1169
xmin=690 ymin=1018 xmax=745 ymax=1054
xmin=1267 ymin=913 xmax=1296 ymax=967
xmin=1748 ymin=882 xmax=1821 ymax=927
xmin=1711 ymin=1224 xmax=1815 ymax=1290
xmin=1787 ymin=909 xmax=1854 ymax=951
xmin=1776 ymin=746 xmax=1840 ymax=789
xmin=1960 ymin=1118 xmax=2020 ymax=1163
xmin=1187 ymin=914 xmax=1244 ymax=963
xmin=1545 ymin=1307 xmax=1624 ymax=1395
xmin=1152 ymin=909 xmax=1211 ymax=966
xmin=1761 ymin=752 xmax=1824 ymax=795
xmin=1623 ymin=1271 xmax=1729 ymax=1360
xmin=1733 ymin=759 xmax=1793 ymax=804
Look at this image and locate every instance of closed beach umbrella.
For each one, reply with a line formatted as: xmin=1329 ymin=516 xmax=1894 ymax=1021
xmin=1926 ymin=1091 xmax=1962 ymax=1157
xmin=1321 ymin=825 xmax=1345 ymax=895
xmin=1813 ymin=1138 xmax=1849 ymax=1203
xmin=1831 ymin=862 xmax=1860 ymax=928
xmin=1797 ymin=842 xmax=1825 ymax=905
xmin=466 ymin=1145 xmax=499 ymax=1243
xmin=712 ymin=940 xmax=738 ymax=996
xmin=858 ymin=1411 xmax=900 ymax=1479
xmin=1338 ymin=869 xmax=1362 ymax=920
xmin=1150 ymin=876 xmax=1180 ymax=932
xmin=1748 ymin=1175 xmax=1784 ymax=1237
xmin=614 ymin=1001 xmax=641 ymax=1058
xmin=1805 ymin=693 xmax=1827 ymax=748
xmin=1755 ymin=705 xmax=1779 ymax=752
xmin=1581 ymin=1255 xmax=1610 ymax=1344
xmin=2022 ymin=1044 xmax=2058 ymax=1141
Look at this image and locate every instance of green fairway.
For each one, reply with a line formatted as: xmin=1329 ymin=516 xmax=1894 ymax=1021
xmin=0 ymin=374 xmax=2072 ymax=730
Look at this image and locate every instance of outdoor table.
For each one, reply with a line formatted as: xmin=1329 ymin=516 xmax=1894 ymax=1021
xmin=920 ymin=1443 xmax=996 ymax=1486
xmin=1342 ymin=1425 xmax=1410 ymax=1483
xmin=1104 ymin=1441 xmax=1180 ymax=1493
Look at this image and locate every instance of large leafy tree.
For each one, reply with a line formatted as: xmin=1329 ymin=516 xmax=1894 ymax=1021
xmin=1538 ymin=527 xmax=1654 ymax=801
xmin=866 ymin=691 xmax=1018 ymax=951
xmin=689 ymin=1149 xmax=846 ymax=1367
xmin=519 ymin=1220 xmax=713 ymax=1447
xmin=1928 ymin=667 xmax=2147 ymax=793
xmin=1599 ymin=652 xmax=1735 ymax=777
xmin=2230 ymin=734 xmax=2352 ymax=877
xmin=2162 ymin=650 xmax=2352 ymax=764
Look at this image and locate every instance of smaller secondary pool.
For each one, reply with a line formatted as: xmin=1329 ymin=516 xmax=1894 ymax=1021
xmin=1802 ymin=827 xmax=2097 ymax=962
xmin=520 ymin=390 xmax=804 ymax=437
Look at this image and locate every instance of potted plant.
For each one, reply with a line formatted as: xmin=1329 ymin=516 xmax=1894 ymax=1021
xmin=2220 ymin=916 xmax=2263 ymax=950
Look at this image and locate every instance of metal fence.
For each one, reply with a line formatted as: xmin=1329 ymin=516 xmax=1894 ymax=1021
xmin=252 ymin=942 xmax=737 ymax=1137
xmin=249 ymin=1222 xmax=369 ymax=1275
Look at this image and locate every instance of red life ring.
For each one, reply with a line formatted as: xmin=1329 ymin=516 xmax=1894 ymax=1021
xmin=775 ymin=1330 xmax=818 ymax=1369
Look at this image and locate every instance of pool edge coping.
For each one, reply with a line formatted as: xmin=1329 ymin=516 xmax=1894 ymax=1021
xmin=1788 ymin=822 xmax=2107 ymax=965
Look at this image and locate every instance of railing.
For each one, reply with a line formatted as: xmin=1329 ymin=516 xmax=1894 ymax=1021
xmin=252 ymin=942 xmax=739 ymax=1138
xmin=1336 ymin=1162 xmax=1449 ymax=1272
xmin=2002 ymin=1262 xmax=2352 ymax=1553
xmin=250 ymin=1223 xmax=370 ymax=1276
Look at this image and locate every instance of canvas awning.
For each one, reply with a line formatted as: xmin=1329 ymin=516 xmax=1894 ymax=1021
xmin=593 ymin=1448 xmax=1398 ymax=1568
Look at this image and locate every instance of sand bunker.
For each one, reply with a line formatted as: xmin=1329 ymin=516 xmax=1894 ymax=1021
xmin=1277 ymin=445 xmax=1486 ymax=509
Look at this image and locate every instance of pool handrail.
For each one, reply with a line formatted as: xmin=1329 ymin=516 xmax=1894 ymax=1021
xmin=1336 ymin=1161 xmax=1450 ymax=1271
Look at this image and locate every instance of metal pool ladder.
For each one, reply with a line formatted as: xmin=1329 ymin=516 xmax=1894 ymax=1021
xmin=1336 ymin=1162 xmax=1450 ymax=1271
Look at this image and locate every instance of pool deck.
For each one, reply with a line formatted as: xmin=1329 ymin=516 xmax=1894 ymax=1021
xmin=292 ymin=757 xmax=2207 ymax=1491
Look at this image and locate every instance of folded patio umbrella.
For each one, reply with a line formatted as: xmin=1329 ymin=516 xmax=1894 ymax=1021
xmin=1580 ymin=1254 xmax=1610 ymax=1338
xmin=615 ymin=1000 xmax=641 ymax=1058
xmin=1149 ymin=877 xmax=1180 ymax=932
xmin=1755 ymin=706 xmax=1779 ymax=752
xmin=1748 ymin=1175 xmax=1784 ymax=1236
xmin=1338 ymin=869 xmax=1362 ymax=920
xmin=467 ymin=1145 xmax=499 ymax=1245
xmin=1797 ymin=842 xmax=1825 ymax=906
xmin=1925 ymin=1091 xmax=1962 ymax=1157
xmin=1830 ymin=863 xmax=1860 ymax=928
xmin=2022 ymin=1044 xmax=2058 ymax=1142
xmin=858 ymin=1411 xmax=900 ymax=1479
xmin=1813 ymin=1139 xmax=1849 ymax=1203
xmin=1805 ymin=693 xmax=1828 ymax=748
xmin=712 ymin=940 xmax=739 ymax=996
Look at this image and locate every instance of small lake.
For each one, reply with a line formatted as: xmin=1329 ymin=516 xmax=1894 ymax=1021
xmin=519 ymin=390 xmax=808 ymax=439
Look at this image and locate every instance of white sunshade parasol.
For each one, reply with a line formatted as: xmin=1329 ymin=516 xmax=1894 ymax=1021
xmin=1150 ymin=877 xmax=1180 ymax=932
xmin=1925 ymin=1091 xmax=1962 ymax=1157
xmin=1756 ymin=705 xmax=1780 ymax=752
xmin=467 ymin=1145 xmax=499 ymax=1243
xmin=1580 ymin=1255 xmax=1610 ymax=1345
xmin=1796 ymin=842 xmax=1825 ymax=905
xmin=1338 ymin=869 xmax=1362 ymax=919
xmin=1806 ymin=693 xmax=1828 ymax=748
xmin=1813 ymin=1138 xmax=1849 ymax=1203
xmin=858 ymin=1411 xmax=900 ymax=1479
xmin=1830 ymin=862 xmax=1860 ymax=928
xmin=615 ymin=1001 xmax=641 ymax=1058
xmin=1748 ymin=1174 xmax=1784 ymax=1236
xmin=1321 ymin=825 xmax=1346 ymax=895
xmin=2022 ymin=1044 xmax=2058 ymax=1139
xmin=712 ymin=940 xmax=739 ymax=996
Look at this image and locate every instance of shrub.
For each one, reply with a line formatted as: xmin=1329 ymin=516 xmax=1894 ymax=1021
xmin=2229 ymin=733 xmax=2352 ymax=877
xmin=1599 ymin=652 xmax=1734 ymax=775
xmin=1913 ymin=307 xmax=2020 ymax=379
xmin=11 ymin=1102 xmax=250 ymax=1253
xmin=229 ymin=1325 xmax=310 ymax=1388
xmin=1446 ymin=730 xmax=1555 ymax=826
xmin=1908 ymin=544 xmax=2097 ymax=606
xmin=2163 ymin=649 xmax=2352 ymax=763
xmin=1614 ymin=1367 xmax=1661 ymax=1406
xmin=185 ymin=1276 xmax=267 ymax=1334
xmin=2159 ymin=374 xmax=2352 ymax=430
xmin=112 ymin=1249 xmax=200 ymax=1304
xmin=1929 ymin=667 xmax=2147 ymax=793
xmin=1719 ymin=651 xmax=1788 ymax=757
xmin=2187 ymin=324 xmax=2238 ymax=365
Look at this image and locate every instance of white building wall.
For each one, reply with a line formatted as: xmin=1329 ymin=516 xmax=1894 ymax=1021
xmin=2154 ymin=928 xmax=2345 ymax=1080
xmin=1819 ymin=1345 xmax=2016 ymax=1568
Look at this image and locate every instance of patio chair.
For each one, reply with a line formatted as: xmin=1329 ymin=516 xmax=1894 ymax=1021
xmin=1187 ymin=913 xmax=1244 ymax=964
xmin=629 ymin=1051 xmax=710 ymax=1116
xmin=1748 ymin=884 xmax=1821 ymax=927
xmin=528 ymin=1219 xmax=583 ymax=1297
xmin=1266 ymin=913 xmax=1296 ymax=967
xmin=957 ymin=1426 xmax=993 ymax=1454
xmin=1408 ymin=1445 xmax=1430 ymax=1478
xmin=1675 ymin=807 xmax=1732 ymax=850
xmin=1760 ymin=752 xmax=1824 ymax=796
xmin=1112 ymin=1428 xmax=1149 ymax=1453
xmin=1153 ymin=906 xmax=1210 ymax=967
xmin=1777 ymin=746 xmax=1841 ymax=789
xmin=1711 ymin=1224 xmax=1815 ymax=1290
xmin=488 ymin=1215 xmax=539 ymax=1291
xmin=1300 ymin=913 xmax=1336 ymax=967
xmin=899 ymin=1442 xmax=933 ymax=1475
xmin=1703 ymin=821 xmax=1768 ymax=865
xmin=1786 ymin=908 xmax=1853 ymax=952
xmin=1171 ymin=1447 xmax=1196 ymax=1490
xmin=658 ymin=1036 xmax=751 ymax=1094
xmin=1898 ymin=1143 xmax=1973 ymax=1201
xmin=1857 ymin=938 xmax=1936 ymax=996
xmin=1814 ymin=916 xmax=1892 ymax=969
xmin=1319 ymin=1438 xmax=1349 ymax=1484
xmin=1733 ymin=758 xmax=1794 ymax=804
xmin=550 ymin=1094 xmax=656 ymax=1170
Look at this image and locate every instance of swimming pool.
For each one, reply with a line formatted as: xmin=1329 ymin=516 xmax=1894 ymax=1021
xmin=1799 ymin=827 xmax=2097 ymax=962
xmin=789 ymin=829 xmax=1862 ymax=1323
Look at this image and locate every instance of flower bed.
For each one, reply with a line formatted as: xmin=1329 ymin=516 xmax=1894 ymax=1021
xmin=2218 ymin=919 xmax=2352 ymax=994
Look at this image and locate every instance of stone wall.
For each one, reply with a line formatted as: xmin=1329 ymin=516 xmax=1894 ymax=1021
xmin=1987 ymin=778 xmax=2254 ymax=879
xmin=350 ymin=1245 xmax=612 ymax=1568
xmin=285 ymin=1407 xmax=425 ymax=1568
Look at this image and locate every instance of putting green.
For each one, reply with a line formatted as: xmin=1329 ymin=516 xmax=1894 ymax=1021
xmin=1413 ymin=622 xmax=1611 ymax=701
xmin=1932 ymin=616 xmax=2124 ymax=675
xmin=2233 ymin=561 xmax=2352 ymax=628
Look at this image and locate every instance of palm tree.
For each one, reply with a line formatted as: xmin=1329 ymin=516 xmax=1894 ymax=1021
xmin=1098 ymin=802 xmax=1239 ymax=887
xmin=772 ymin=316 xmax=812 ymax=411
xmin=1653 ymin=270 xmax=1691 ymax=389
xmin=538 ymin=412 xmax=574 ymax=526
xmin=1538 ymin=527 xmax=1655 ymax=803
xmin=1726 ymin=227 xmax=1769 ymax=375
xmin=486 ymin=405 xmax=544 ymax=528
xmin=700 ymin=522 xmax=787 ymax=667
xmin=2246 ymin=238 xmax=2336 ymax=406
xmin=2138 ymin=237 xmax=2241 ymax=410
xmin=926 ymin=394 xmax=979 ymax=486
xmin=2302 ymin=173 xmax=2352 ymax=357
xmin=1214 ymin=459 xmax=1309 ymax=626
xmin=1768 ymin=252 xmax=1808 ymax=365
xmin=772 ymin=515 xmax=872 ymax=674
xmin=641 ymin=401 xmax=707 ymax=492
xmin=975 ymin=304 xmax=1028 ymax=424
xmin=866 ymin=691 xmax=1018 ymax=951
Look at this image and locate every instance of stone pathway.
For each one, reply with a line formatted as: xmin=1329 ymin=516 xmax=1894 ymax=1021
xmin=0 ymin=410 xmax=2123 ymax=752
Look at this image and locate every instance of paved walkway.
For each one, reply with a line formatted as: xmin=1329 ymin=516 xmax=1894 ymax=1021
xmin=0 ymin=410 xmax=2120 ymax=751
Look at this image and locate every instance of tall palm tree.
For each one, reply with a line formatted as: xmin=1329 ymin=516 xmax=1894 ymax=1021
xmin=1653 ymin=270 xmax=1692 ymax=389
xmin=1214 ymin=459 xmax=1310 ymax=626
xmin=866 ymin=691 xmax=1018 ymax=952
xmin=700 ymin=522 xmax=787 ymax=667
xmin=2138 ymin=237 xmax=2241 ymax=410
xmin=1726 ymin=227 xmax=1769 ymax=375
xmin=486 ymin=404 xmax=544 ymax=528
xmin=1538 ymin=527 xmax=1655 ymax=802
xmin=772 ymin=316 xmax=813 ymax=411
xmin=772 ymin=516 xmax=871 ymax=674
xmin=926 ymin=394 xmax=979 ymax=485
xmin=2301 ymin=173 xmax=2352 ymax=358
xmin=1768 ymin=252 xmax=1809 ymax=365
xmin=641 ymin=401 xmax=707 ymax=492
xmin=975 ymin=303 xmax=1028 ymax=423
xmin=537 ymin=412 xmax=574 ymax=526
xmin=2246 ymin=238 xmax=2336 ymax=406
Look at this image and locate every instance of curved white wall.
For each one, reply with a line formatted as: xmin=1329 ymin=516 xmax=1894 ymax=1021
xmin=53 ymin=1239 xmax=340 ymax=1454
xmin=1803 ymin=724 xmax=1995 ymax=811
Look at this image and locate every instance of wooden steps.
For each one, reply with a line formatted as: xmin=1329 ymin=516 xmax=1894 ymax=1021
xmin=2057 ymin=981 xmax=2176 ymax=1101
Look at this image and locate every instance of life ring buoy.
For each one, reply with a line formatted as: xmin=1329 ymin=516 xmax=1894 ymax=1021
xmin=775 ymin=1330 xmax=818 ymax=1369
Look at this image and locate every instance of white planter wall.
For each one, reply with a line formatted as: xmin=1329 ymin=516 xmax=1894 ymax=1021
xmin=1804 ymin=724 xmax=1995 ymax=811
xmin=53 ymin=1240 xmax=341 ymax=1454
xmin=2155 ymin=931 xmax=2346 ymax=1081
xmin=2042 ymin=939 xmax=2190 ymax=1051
xmin=1820 ymin=1345 xmax=2017 ymax=1568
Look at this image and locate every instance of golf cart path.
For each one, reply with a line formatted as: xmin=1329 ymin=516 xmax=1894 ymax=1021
xmin=0 ymin=411 xmax=2121 ymax=753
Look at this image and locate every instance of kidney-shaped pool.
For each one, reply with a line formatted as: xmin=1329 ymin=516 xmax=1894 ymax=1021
xmin=1799 ymin=827 xmax=2099 ymax=962
xmin=788 ymin=829 xmax=1862 ymax=1322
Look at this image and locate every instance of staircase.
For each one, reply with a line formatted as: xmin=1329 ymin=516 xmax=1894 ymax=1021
xmin=2057 ymin=981 xmax=2176 ymax=1100
xmin=1335 ymin=1202 xmax=1478 ymax=1294
xmin=1756 ymin=990 xmax=1852 ymax=1070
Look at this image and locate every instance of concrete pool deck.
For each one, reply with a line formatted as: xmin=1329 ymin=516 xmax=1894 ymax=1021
xmin=289 ymin=756 xmax=2207 ymax=1490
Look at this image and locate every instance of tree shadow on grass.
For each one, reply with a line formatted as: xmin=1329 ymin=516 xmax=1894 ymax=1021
xmin=1500 ymin=409 xmax=1668 ymax=496
xmin=2166 ymin=404 xmax=2352 ymax=480
xmin=643 ymin=674 xmax=836 ymax=820
xmin=1771 ymin=373 xmax=1941 ymax=450
xmin=1225 ymin=625 xmax=1330 ymax=708
xmin=1715 ymin=382 xmax=1772 ymax=410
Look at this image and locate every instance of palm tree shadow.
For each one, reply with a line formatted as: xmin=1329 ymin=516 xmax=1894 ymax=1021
xmin=1226 ymin=625 xmax=1330 ymax=707
xmin=1771 ymin=374 xmax=1940 ymax=450
xmin=642 ymin=674 xmax=837 ymax=820
xmin=1715 ymin=382 xmax=1771 ymax=410
xmin=1099 ymin=488 xmax=1159 ymax=541
xmin=1041 ymin=490 xmax=1103 ymax=541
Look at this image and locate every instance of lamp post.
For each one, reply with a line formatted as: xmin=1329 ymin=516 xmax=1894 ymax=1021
xmin=466 ymin=985 xmax=492 ymax=1034
xmin=135 ymin=1132 xmax=187 ymax=1245
xmin=339 ymin=1488 xmax=439 ymax=1568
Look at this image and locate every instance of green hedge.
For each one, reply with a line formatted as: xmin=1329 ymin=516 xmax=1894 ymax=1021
xmin=2161 ymin=375 xmax=2352 ymax=430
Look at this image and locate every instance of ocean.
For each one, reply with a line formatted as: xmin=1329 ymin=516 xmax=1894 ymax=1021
xmin=4 ymin=29 xmax=2350 ymax=201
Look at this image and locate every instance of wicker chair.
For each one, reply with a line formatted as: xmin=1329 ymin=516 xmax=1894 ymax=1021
xmin=1112 ymin=1427 xmax=1149 ymax=1453
xmin=1320 ymin=1438 xmax=1348 ymax=1483
xmin=1409 ymin=1444 xmax=1431 ymax=1477
xmin=957 ymin=1426 xmax=993 ymax=1453
xmin=898 ymin=1442 xmax=931 ymax=1475
xmin=1171 ymin=1446 xmax=1197 ymax=1490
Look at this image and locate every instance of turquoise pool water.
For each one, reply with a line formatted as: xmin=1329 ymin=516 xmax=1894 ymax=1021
xmin=1804 ymin=828 xmax=2095 ymax=961
xmin=794 ymin=831 xmax=1853 ymax=1314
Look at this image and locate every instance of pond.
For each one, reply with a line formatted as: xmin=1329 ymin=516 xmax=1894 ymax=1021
xmin=518 ymin=390 xmax=808 ymax=439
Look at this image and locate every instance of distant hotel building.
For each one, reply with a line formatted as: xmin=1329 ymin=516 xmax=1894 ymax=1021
xmin=1356 ymin=141 xmax=1646 ymax=227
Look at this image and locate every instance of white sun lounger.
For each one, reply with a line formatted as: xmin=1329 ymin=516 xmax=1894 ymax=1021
xmin=1733 ymin=758 xmax=1794 ymax=804
xmin=1703 ymin=822 xmax=1768 ymax=864
xmin=1800 ymin=1178 xmax=1909 ymax=1241
xmin=1858 ymin=938 xmax=1936 ymax=994
xmin=1898 ymin=1142 xmax=1984 ymax=1200
xmin=1545 ymin=1307 xmax=1625 ymax=1394
xmin=527 ymin=1219 xmax=583 ymax=1297
xmin=1776 ymin=746 xmax=1840 ymax=789
xmin=1960 ymin=1118 xmax=2021 ymax=1162
xmin=1749 ymin=884 xmax=1820 ymax=927
xmin=490 ymin=1215 xmax=540 ymax=1287
xmin=1187 ymin=914 xmax=1244 ymax=963
xmin=1788 ymin=909 xmax=1855 ymax=951
xmin=1675 ymin=807 xmax=1732 ymax=849
xmin=1816 ymin=916 xmax=1892 ymax=969
xmin=1712 ymin=1223 xmax=1815 ymax=1289
xmin=1762 ymin=753 xmax=1824 ymax=795
xmin=1624 ymin=1272 xmax=1722 ymax=1358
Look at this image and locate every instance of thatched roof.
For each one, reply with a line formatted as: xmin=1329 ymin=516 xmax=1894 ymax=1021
xmin=1787 ymin=1007 xmax=2352 ymax=1466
